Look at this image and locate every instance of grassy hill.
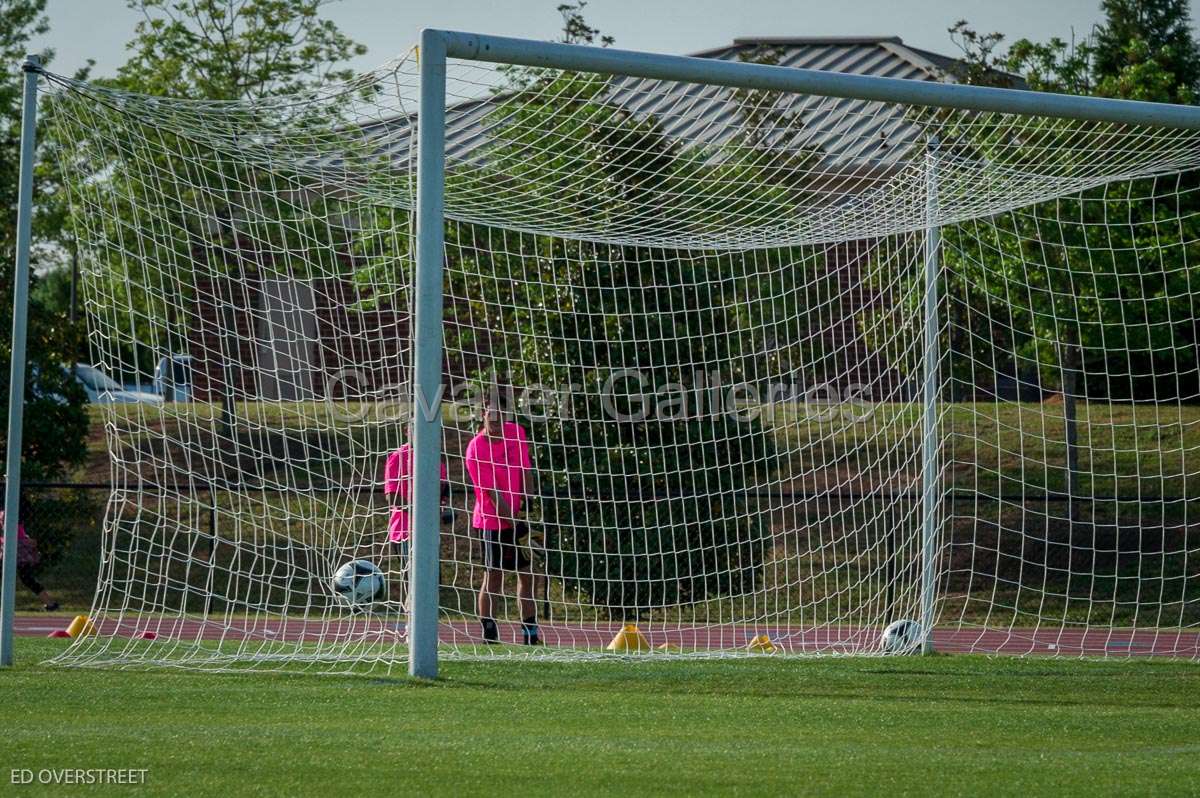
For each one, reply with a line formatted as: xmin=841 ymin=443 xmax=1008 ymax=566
xmin=15 ymin=399 xmax=1200 ymax=627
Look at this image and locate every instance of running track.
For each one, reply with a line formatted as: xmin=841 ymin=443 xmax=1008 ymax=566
xmin=14 ymin=615 xmax=1200 ymax=657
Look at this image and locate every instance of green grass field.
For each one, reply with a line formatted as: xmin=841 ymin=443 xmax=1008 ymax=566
xmin=4 ymin=638 xmax=1200 ymax=796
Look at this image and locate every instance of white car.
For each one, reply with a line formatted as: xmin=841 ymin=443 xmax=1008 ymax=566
xmin=74 ymin=363 xmax=163 ymax=405
xmin=154 ymin=355 xmax=193 ymax=403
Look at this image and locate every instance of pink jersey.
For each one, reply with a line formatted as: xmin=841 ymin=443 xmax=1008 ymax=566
xmin=383 ymin=443 xmax=447 ymax=542
xmin=0 ymin=512 xmax=35 ymax=566
xmin=464 ymin=421 xmax=531 ymax=530
xmin=0 ymin=511 xmax=28 ymax=543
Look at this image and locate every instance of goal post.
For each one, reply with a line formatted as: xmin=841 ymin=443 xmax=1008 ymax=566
xmin=1 ymin=54 xmax=41 ymax=668
xmin=431 ymin=29 xmax=1200 ymax=129
xmin=409 ymin=28 xmax=448 ymax=679
xmin=920 ymin=138 xmax=940 ymax=655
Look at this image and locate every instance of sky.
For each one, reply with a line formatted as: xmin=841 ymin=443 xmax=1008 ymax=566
xmin=28 ymin=0 xmax=1200 ymax=81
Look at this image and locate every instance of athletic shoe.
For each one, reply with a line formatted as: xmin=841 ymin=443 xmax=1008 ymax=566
xmin=481 ymin=617 xmax=499 ymax=644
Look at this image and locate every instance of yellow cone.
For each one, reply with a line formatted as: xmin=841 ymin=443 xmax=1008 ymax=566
xmin=606 ymin=624 xmax=650 ymax=652
xmin=66 ymin=615 xmax=95 ymax=638
xmin=746 ymin=634 xmax=777 ymax=654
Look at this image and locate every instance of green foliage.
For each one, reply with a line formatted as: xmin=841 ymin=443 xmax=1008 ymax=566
xmin=979 ymin=0 xmax=1200 ymax=102
xmin=1001 ymin=34 xmax=1097 ymax=94
xmin=116 ymin=0 xmax=367 ymax=100
xmin=443 ymin=14 xmax=850 ymax=617
xmin=932 ymin=188 xmax=1200 ymax=400
xmin=873 ymin=9 xmax=1200 ymax=401
xmin=496 ymin=1 xmax=613 ymax=89
xmin=50 ymin=0 xmax=372 ymax=381
xmin=0 ymin=0 xmax=91 ymax=488
xmin=556 ymin=1 xmax=613 ymax=47
xmin=953 ymin=1 xmax=1200 ymax=102
xmin=945 ymin=22 xmax=1024 ymax=88
xmin=1094 ymin=0 xmax=1200 ymax=102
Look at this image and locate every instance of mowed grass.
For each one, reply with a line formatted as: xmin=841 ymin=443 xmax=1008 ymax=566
xmin=4 ymin=638 xmax=1200 ymax=796
xmin=91 ymin=399 xmax=1200 ymax=495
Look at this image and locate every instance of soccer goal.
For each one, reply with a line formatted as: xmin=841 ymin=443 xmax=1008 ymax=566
xmin=7 ymin=29 xmax=1200 ymax=675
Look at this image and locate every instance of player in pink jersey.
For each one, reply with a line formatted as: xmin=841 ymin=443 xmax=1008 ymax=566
xmin=0 ymin=510 xmax=58 ymax=611
xmin=463 ymin=398 xmax=537 ymax=644
xmin=382 ymin=426 xmax=449 ymax=601
xmin=383 ymin=437 xmax=449 ymax=544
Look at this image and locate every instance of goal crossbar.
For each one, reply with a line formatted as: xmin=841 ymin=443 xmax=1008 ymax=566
xmin=434 ymin=29 xmax=1200 ymax=130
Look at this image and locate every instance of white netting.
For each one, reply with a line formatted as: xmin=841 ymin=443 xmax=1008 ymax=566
xmin=38 ymin=45 xmax=1200 ymax=672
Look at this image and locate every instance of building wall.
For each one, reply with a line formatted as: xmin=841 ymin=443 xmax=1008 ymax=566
xmin=189 ymin=275 xmax=410 ymax=404
xmin=186 ymin=241 xmax=904 ymax=406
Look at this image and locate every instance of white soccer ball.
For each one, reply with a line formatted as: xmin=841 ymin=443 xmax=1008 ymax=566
xmin=331 ymin=559 xmax=386 ymax=607
xmin=880 ymin=619 xmax=924 ymax=654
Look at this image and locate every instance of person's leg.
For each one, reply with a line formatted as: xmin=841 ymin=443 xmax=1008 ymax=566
xmin=477 ymin=568 xmax=502 ymax=642
xmin=477 ymin=568 xmax=502 ymax=619
xmin=17 ymin=565 xmax=57 ymax=610
xmin=516 ymin=562 xmax=539 ymax=644
xmin=516 ymin=572 xmax=535 ymax=625
xmin=389 ymin=539 xmax=408 ymax=605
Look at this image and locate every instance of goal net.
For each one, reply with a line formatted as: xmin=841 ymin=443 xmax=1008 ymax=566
xmin=37 ymin=43 xmax=1200 ymax=672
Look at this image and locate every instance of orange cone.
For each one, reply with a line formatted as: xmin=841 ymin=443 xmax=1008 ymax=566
xmin=606 ymin=624 xmax=651 ymax=652
xmin=65 ymin=615 xmax=95 ymax=638
xmin=746 ymin=634 xmax=778 ymax=654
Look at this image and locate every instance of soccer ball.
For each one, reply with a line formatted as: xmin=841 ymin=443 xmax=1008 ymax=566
xmin=880 ymin=619 xmax=924 ymax=654
xmin=331 ymin=559 xmax=386 ymax=607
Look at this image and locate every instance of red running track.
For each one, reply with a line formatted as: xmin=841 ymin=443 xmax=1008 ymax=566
xmin=15 ymin=615 xmax=1200 ymax=657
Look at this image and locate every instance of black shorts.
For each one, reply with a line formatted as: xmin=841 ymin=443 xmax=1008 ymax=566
xmin=481 ymin=523 xmax=531 ymax=572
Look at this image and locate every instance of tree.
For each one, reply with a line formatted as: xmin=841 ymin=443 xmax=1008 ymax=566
xmin=946 ymin=22 xmax=1025 ymax=89
xmin=0 ymin=0 xmax=95 ymax=577
xmin=937 ymin=11 xmax=1200 ymax=406
xmin=1093 ymin=0 xmax=1200 ymax=102
xmin=979 ymin=0 xmax=1200 ymax=102
xmin=439 ymin=10 xmax=845 ymax=619
xmin=881 ymin=9 xmax=1200 ymax=514
xmin=0 ymin=0 xmax=92 ymax=483
xmin=57 ymin=0 xmax=370 ymax=392
xmin=116 ymin=0 xmax=366 ymax=100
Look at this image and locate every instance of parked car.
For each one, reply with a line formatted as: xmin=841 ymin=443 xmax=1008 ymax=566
xmin=73 ymin=363 xmax=163 ymax=405
xmin=154 ymin=354 xmax=193 ymax=403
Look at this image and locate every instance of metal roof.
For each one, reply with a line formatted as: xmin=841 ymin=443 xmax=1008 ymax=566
xmin=349 ymin=37 xmax=1021 ymax=200
xmin=600 ymin=37 xmax=951 ymax=172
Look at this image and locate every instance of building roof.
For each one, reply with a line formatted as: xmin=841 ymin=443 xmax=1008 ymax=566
xmin=595 ymin=36 xmax=976 ymax=173
xmin=346 ymin=36 xmax=1023 ymax=223
xmin=693 ymin=36 xmax=938 ymax=81
xmin=696 ymin=36 xmax=1022 ymax=86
